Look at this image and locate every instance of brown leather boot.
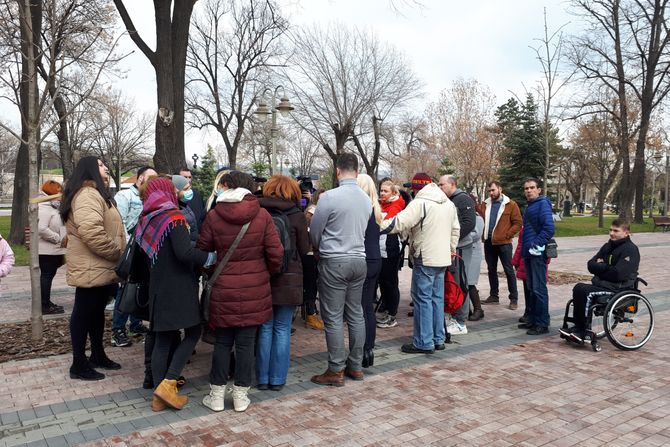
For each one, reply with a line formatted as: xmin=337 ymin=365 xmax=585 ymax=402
xmin=154 ymin=379 xmax=188 ymax=409
xmin=311 ymin=369 xmax=345 ymax=387
xmin=344 ymin=367 xmax=364 ymax=381
xmin=151 ymin=395 xmax=167 ymax=412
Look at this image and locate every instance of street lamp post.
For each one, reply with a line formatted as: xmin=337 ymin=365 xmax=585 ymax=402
xmin=254 ymin=86 xmax=294 ymax=174
xmin=191 ymin=153 xmax=199 ymax=170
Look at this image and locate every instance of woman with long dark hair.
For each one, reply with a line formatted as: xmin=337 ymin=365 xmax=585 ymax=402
xmin=136 ymin=176 xmax=215 ymax=412
xmin=60 ymin=156 xmax=126 ymax=381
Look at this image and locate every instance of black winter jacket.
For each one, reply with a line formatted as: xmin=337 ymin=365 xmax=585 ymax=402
xmin=450 ymin=189 xmax=476 ymax=247
xmin=588 ymin=236 xmax=640 ymax=291
xmin=148 ymin=225 xmax=209 ymax=332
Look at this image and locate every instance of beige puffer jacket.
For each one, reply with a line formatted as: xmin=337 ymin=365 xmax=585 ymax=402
xmin=381 ymin=183 xmax=460 ymax=268
xmin=65 ymin=184 xmax=126 ymax=288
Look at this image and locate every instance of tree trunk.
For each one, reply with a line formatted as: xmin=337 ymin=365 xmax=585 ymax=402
xmin=18 ymin=0 xmax=44 ymax=340
xmin=52 ymin=93 xmax=74 ymax=180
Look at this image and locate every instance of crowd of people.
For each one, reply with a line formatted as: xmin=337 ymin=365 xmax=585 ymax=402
xmin=20 ymin=151 xmax=641 ymax=414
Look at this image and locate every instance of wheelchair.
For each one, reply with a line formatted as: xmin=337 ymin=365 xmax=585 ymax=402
xmin=560 ymin=278 xmax=655 ymax=352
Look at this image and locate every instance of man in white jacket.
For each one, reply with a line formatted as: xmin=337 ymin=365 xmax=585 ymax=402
xmin=381 ymin=180 xmax=460 ymax=354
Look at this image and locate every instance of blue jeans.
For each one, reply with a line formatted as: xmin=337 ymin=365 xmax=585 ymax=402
xmin=255 ymin=304 xmax=295 ymax=386
xmin=524 ymin=256 xmax=550 ymax=328
xmin=410 ymin=261 xmax=447 ymax=350
xmin=112 ymin=285 xmax=143 ymax=332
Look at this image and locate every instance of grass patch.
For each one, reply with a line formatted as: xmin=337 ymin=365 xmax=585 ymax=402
xmin=554 ymin=215 xmax=655 ymax=237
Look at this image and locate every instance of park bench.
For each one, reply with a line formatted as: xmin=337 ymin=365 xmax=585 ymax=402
xmin=652 ymin=216 xmax=670 ymax=232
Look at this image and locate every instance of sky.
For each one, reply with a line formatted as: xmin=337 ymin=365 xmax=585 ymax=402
xmin=82 ymin=0 xmax=579 ymax=160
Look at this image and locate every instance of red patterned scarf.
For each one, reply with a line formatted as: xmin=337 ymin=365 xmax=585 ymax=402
xmin=135 ymin=177 xmax=187 ymax=264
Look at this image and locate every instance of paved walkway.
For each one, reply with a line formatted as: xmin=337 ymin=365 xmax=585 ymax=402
xmin=0 ymin=233 xmax=668 ymax=446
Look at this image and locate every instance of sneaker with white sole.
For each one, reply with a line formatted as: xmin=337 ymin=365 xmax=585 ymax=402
xmin=202 ymin=384 xmax=225 ymax=412
xmin=447 ymin=321 xmax=468 ymax=335
xmin=376 ymin=311 xmax=390 ymax=324
xmin=377 ymin=316 xmax=398 ymax=328
xmin=111 ymin=329 xmax=132 ymax=347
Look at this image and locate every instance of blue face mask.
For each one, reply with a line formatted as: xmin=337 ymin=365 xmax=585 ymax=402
xmin=216 ymin=189 xmax=225 ymax=197
xmin=182 ymin=189 xmax=194 ymax=202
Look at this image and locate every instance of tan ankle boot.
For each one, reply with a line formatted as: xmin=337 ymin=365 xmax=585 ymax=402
xmin=305 ymin=314 xmax=324 ymax=330
xmin=151 ymin=395 xmax=167 ymax=412
xmin=154 ymin=379 xmax=188 ymax=409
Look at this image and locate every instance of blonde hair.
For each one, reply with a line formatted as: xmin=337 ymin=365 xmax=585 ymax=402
xmin=206 ymin=170 xmax=229 ymax=210
xmin=379 ymin=179 xmax=399 ymax=196
xmin=357 ymin=173 xmax=382 ymax=224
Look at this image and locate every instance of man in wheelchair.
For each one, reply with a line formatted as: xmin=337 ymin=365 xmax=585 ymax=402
xmin=559 ymin=219 xmax=640 ymax=343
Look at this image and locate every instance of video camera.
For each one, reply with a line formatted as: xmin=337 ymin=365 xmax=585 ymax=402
xmin=296 ymin=175 xmax=314 ymax=193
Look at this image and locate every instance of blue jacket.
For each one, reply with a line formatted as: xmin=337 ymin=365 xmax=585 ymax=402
xmin=521 ymin=196 xmax=554 ymax=258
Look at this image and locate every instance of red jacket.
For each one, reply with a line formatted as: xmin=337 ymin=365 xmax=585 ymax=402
xmin=197 ymin=194 xmax=284 ymax=328
xmin=381 ymin=195 xmax=405 ymax=219
xmin=512 ymin=226 xmax=549 ymax=281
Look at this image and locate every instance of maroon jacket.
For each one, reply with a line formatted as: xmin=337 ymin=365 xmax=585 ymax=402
xmin=259 ymin=197 xmax=310 ymax=306
xmin=197 ymin=194 xmax=283 ymax=328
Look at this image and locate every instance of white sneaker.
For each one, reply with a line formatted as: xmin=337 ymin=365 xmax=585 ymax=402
xmin=202 ymin=384 xmax=225 ymax=412
xmin=447 ymin=321 xmax=468 ymax=335
xmin=105 ymin=302 xmax=115 ymax=312
xmin=231 ymin=385 xmax=250 ymax=412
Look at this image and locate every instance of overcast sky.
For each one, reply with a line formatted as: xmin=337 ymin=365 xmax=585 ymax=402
xmin=96 ymin=0 xmax=578 ymax=158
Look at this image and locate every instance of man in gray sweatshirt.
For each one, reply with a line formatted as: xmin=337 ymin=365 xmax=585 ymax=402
xmin=309 ymin=153 xmax=371 ymax=386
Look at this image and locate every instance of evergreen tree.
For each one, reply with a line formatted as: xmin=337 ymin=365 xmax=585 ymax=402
xmin=438 ymin=155 xmax=456 ymax=176
xmin=192 ymin=145 xmax=217 ymax=198
xmin=496 ymin=94 xmax=545 ymax=206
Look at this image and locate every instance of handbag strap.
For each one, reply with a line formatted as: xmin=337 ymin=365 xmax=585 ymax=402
xmin=206 ymin=221 xmax=250 ymax=287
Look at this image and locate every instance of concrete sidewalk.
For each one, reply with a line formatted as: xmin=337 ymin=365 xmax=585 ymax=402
xmin=0 ymin=233 xmax=669 ymax=446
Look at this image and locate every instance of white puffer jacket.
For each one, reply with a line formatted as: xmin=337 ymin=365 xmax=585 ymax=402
xmin=380 ymin=183 xmax=460 ymax=268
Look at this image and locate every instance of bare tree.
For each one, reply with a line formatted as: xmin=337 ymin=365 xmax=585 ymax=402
xmin=570 ymin=113 xmax=622 ymax=226
xmin=0 ymin=124 xmax=17 ymax=198
xmin=0 ymin=0 xmax=117 ymax=339
xmin=570 ymin=0 xmax=670 ymax=222
xmin=186 ymin=0 xmax=287 ymax=170
xmin=39 ymin=1 xmax=120 ymax=181
xmin=288 ymin=23 xmax=421 ymax=177
xmin=532 ymin=7 xmax=573 ymax=200
xmin=424 ymin=78 xmax=500 ymax=192
xmin=88 ymin=89 xmax=154 ymax=189
xmin=113 ymin=0 xmax=197 ymax=173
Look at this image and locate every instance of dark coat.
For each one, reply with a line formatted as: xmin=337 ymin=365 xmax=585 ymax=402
xmin=197 ymin=194 xmax=284 ymax=328
xmin=189 ymin=189 xmax=206 ymax=231
xmin=588 ymin=236 xmax=640 ymax=290
xmin=259 ymin=197 xmax=310 ymax=306
xmin=148 ymin=224 xmax=209 ymax=332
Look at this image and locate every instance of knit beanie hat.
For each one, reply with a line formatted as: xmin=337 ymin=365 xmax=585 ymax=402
xmin=410 ymin=173 xmax=432 ymax=192
xmin=171 ymin=175 xmax=189 ymax=192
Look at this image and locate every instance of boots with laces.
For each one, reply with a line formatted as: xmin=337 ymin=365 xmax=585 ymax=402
xmin=231 ymin=384 xmax=250 ymax=412
xmin=202 ymin=384 xmax=226 ymax=412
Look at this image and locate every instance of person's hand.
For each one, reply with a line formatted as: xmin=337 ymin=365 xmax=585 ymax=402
xmin=60 ymin=235 xmax=68 ymax=248
xmin=204 ymin=251 xmax=217 ymax=267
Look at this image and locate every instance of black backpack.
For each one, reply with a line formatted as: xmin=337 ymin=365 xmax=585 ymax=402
xmin=267 ymin=207 xmax=298 ymax=273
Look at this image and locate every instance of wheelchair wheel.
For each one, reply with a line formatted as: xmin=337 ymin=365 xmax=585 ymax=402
xmin=604 ymin=292 xmax=654 ymax=350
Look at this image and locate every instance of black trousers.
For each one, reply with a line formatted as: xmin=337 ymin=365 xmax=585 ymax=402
xmin=210 ymin=326 xmax=257 ymax=387
xmin=378 ymin=256 xmax=400 ymax=316
xmin=362 ymin=258 xmax=382 ymax=351
xmin=572 ymin=283 xmax=614 ymax=330
xmin=484 ymin=240 xmax=518 ymax=302
xmin=302 ymin=254 xmax=318 ymax=315
xmin=70 ymin=285 xmax=114 ymax=366
xmin=39 ymin=254 xmax=64 ymax=306
xmin=151 ymin=325 xmax=201 ymax=385
xmin=144 ymin=330 xmax=180 ymax=379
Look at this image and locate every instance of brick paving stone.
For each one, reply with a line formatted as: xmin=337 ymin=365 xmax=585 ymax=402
xmin=1 ymin=233 xmax=670 ymax=446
